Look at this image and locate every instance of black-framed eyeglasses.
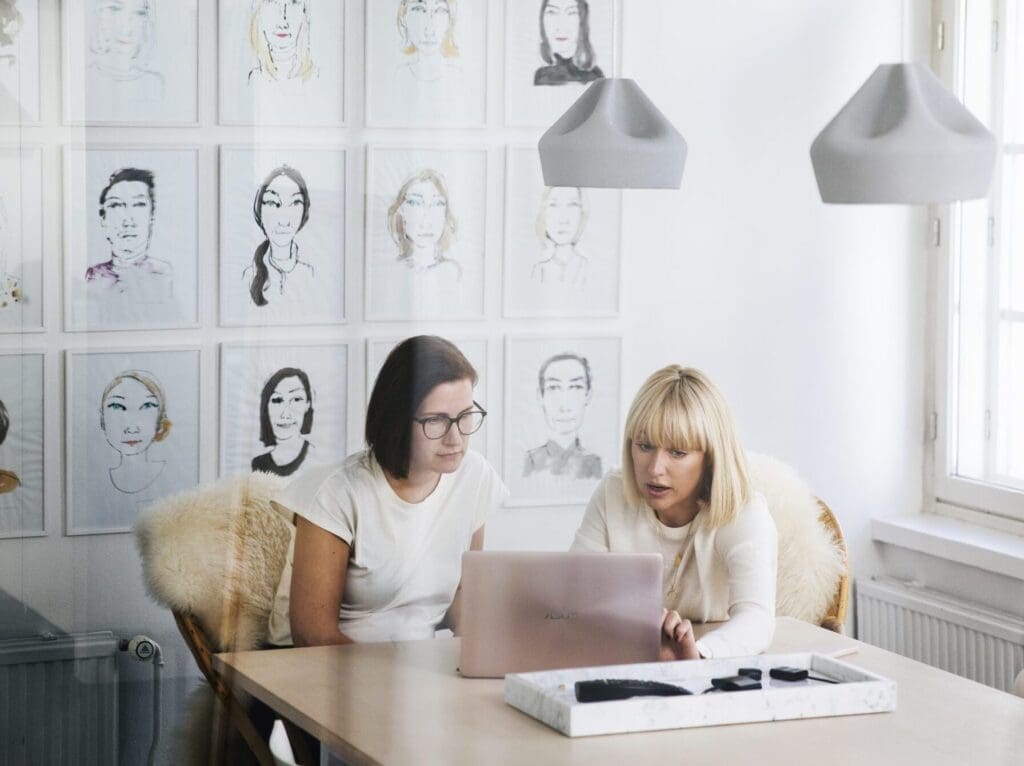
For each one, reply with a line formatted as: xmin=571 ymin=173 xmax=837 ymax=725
xmin=413 ymin=402 xmax=487 ymax=440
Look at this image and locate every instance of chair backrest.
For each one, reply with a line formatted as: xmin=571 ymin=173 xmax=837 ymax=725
xmin=746 ymin=453 xmax=849 ymax=632
xmin=815 ymin=499 xmax=851 ymax=632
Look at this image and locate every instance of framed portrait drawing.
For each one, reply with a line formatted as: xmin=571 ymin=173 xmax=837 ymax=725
xmin=504 ymin=0 xmax=618 ymax=127
xmin=366 ymin=336 xmax=492 ymax=457
xmin=503 ymin=335 xmax=620 ymax=507
xmin=0 ymin=146 xmax=44 ymax=333
xmin=365 ymin=145 xmax=488 ymax=321
xmin=219 ymin=342 xmax=350 ymax=481
xmin=63 ymin=146 xmax=199 ymax=332
xmin=365 ymin=0 xmax=487 ymax=127
xmin=219 ymin=146 xmax=347 ymax=327
xmin=62 ymin=0 xmax=199 ymax=125
xmin=0 ymin=0 xmax=40 ymax=124
xmin=504 ymin=146 xmax=621 ymax=318
xmin=66 ymin=347 xmax=200 ymax=535
xmin=0 ymin=351 xmax=44 ymax=539
xmin=219 ymin=0 xmax=346 ymax=126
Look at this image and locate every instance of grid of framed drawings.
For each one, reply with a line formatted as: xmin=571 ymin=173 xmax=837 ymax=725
xmin=0 ymin=0 xmax=624 ymax=537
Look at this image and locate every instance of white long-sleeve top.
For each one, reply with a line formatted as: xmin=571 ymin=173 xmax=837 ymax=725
xmin=571 ymin=471 xmax=778 ymax=659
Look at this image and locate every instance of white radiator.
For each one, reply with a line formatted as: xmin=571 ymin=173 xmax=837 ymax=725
xmin=857 ymin=577 xmax=1024 ymax=693
xmin=0 ymin=631 xmax=120 ymax=765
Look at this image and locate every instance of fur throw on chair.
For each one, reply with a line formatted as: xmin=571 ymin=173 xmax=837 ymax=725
xmin=747 ymin=453 xmax=847 ymax=625
xmin=135 ymin=472 xmax=293 ymax=652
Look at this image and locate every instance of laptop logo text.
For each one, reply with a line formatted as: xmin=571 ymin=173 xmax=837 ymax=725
xmin=544 ymin=611 xmax=578 ymax=620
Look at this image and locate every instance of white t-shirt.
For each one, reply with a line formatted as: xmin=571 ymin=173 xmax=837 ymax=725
xmin=571 ymin=470 xmax=777 ymax=659
xmin=268 ymin=449 xmax=506 ymax=645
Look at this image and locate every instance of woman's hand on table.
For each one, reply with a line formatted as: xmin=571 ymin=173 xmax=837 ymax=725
xmin=659 ymin=609 xmax=700 ymax=661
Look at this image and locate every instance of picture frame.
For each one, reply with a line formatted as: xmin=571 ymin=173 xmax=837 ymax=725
xmin=364 ymin=144 xmax=488 ymax=321
xmin=65 ymin=346 xmax=201 ymax=536
xmin=503 ymin=335 xmax=621 ymax=507
xmin=365 ymin=335 xmax=493 ymax=457
xmin=219 ymin=145 xmax=348 ymax=327
xmin=504 ymin=0 xmax=619 ymax=127
xmin=0 ymin=145 xmax=44 ymax=333
xmin=62 ymin=0 xmax=200 ymax=126
xmin=365 ymin=0 xmax=487 ymax=128
xmin=0 ymin=0 xmax=41 ymax=125
xmin=63 ymin=145 xmax=200 ymax=332
xmin=0 ymin=350 xmax=45 ymax=539
xmin=218 ymin=0 xmax=346 ymax=126
xmin=219 ymin=341 xmax=351 ymax=480
xmin=503 ymin=145 xmax=622 ymax=318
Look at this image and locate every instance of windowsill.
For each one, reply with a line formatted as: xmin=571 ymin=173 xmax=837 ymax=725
xmin=872 ymin=513 xmax=1024 ymax=581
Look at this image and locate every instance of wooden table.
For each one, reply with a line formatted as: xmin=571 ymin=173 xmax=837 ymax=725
xmin=214 ymin=617 xmax=1024 ymax=765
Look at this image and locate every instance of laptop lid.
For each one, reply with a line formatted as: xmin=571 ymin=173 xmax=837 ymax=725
xmin=458 ymin=551 xmax=663 ymax=678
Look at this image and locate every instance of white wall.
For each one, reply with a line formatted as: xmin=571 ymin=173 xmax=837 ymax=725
xmin=495 ymin=0 xmax=929 ymax=604
xmin=0 ymin=0 xmax=931 ymax=760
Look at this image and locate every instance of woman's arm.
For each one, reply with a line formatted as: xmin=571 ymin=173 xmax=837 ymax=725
xmin=289 ymin=515 xmax=356 ymax=647
xmin=443 ymin=525 xmax=485 ymax=636
xmin=694 ymin=501 xmax=778 ymax=658
xmin=569 ymin=476 xmax=611 ymax=552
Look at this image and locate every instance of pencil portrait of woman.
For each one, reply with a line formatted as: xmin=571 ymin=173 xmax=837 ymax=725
xmin=251 ymin=366 xmax=315 ymax=477
xmin=98 ymin=369 xmax=172 ymax=495
xmin=534 ymin=0 xmax=604 ymax=86
xmin=248 ymin=0 xmax=319 ymax=84
xmin=387 ymin=168 xmax=462 ymax=280
xmin=242 ymin=164 xmax=315 ymax=307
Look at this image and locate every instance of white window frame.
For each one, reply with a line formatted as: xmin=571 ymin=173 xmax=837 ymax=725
xmin=929 ymin=0 xmax=1024 ymax=528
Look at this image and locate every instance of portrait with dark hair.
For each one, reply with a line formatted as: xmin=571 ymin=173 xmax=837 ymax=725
xmin=251 ymin=366 xmax=315 ymax=477
xmin=242 ymin=164 xmax=315 ymax=307
xmin=85 ymin=166 xmax=173 ymax=303
xmin=219 ymin=148 xmax=346 ymax=327
xmin=504 ymin=336 xmax=620 ymax=507
xmin=219 ymin=343 xmax=348 ymax=480
xmin=67 ymin=148 xmax=199 ymax=331
xmin=534 ymin=0 xmax=604 ymax=86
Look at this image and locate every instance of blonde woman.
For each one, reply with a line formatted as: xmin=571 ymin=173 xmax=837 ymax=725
xmin=249 ymin=0 xmax=318 ymax=83
xmin=396 ymin=0 xmax=460 ymax=83
xmin=572 ymin=365 xmax=777 ymax=660
xmin=387 ymin=168 xmax=462 ymax=279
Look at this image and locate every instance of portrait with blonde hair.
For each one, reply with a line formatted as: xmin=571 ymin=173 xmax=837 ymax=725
xmin=248 ymin=0 xmax=318 ymax=84
xmin=572 ymin=365 xmax=778 ymax=662
xmin=387 ymin=168 xmax=462 ymax=280
xmin=365 ymin=0 xmax=486 ymax=126
xmin=0 ymin=353 xmax=43 ymax=536
xmin=531 ymin=185 xmax=589 ymax=285
xmin=0 ymin=0 xmax=40 ymax=123
xmin=68 ymin=349 xmax=199 ymax=534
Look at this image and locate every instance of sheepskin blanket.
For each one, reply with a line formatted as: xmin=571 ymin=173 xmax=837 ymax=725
xmin=747 ymin=453 xmax=847 ymax=625
xmin=135 ymin=472 xmax=293 ymax=652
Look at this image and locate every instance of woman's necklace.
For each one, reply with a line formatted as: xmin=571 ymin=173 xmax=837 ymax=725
xmin=648 ymin=507 xmax=698 ymax=601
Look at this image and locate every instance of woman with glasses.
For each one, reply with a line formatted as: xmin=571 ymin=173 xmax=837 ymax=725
xmin=267 ymin=335 xmax=504 ymax=647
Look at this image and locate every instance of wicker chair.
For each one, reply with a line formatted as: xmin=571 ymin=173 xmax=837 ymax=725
xmin=815 ymin=499 xmax=851 ymax=633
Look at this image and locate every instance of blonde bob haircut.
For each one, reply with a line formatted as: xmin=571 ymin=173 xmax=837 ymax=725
xmin=99 ymin=370 xmax=173 ymax=443
xmin=250 ymin=0 xmax=317 ymax=82
xmin=397 ymin=0 xmax=459 ymax=58
xmin=621 ymin=365 xmax=750 ymax=529
xmin=387 ymin=168 xmax=459 ymax=260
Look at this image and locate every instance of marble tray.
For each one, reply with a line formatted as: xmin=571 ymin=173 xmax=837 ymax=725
xmin=505 ymin=652 xmax=896 ymax=737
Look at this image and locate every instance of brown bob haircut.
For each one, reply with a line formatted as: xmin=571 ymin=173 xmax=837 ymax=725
xmin=365 ymin=335 xmax=477 ymax=479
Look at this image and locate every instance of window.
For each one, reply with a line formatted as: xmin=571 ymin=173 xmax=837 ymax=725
xmin=933 ymin=0 xmax=1024 ymax=523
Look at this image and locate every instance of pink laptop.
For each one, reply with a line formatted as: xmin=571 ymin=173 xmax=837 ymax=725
xmin=458 ymin=551 xmax=663 ymax=678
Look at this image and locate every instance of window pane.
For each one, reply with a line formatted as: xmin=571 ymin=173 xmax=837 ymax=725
xmin=1002 ymin=156 xmax=1024 ymax=313
xmin=996 ymin=319 xmax=1024 ymax=487
xmin=1007 ymin=0 xmax=1024 ymax=141
xmin=963 ymin=0 xmax=995 ymax=126
xmin=952 ymin=200 xmax=991 ymax=480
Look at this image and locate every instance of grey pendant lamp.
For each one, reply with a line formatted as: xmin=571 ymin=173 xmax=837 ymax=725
xmin=539 ymin=78 xmax=687 ymax=189
xmin=810 ymin=62 xmax=997 ymax=204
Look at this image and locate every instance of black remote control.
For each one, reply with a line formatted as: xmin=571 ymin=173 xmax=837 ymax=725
xmin=575 ymin=678 xmax=692 ymax=703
